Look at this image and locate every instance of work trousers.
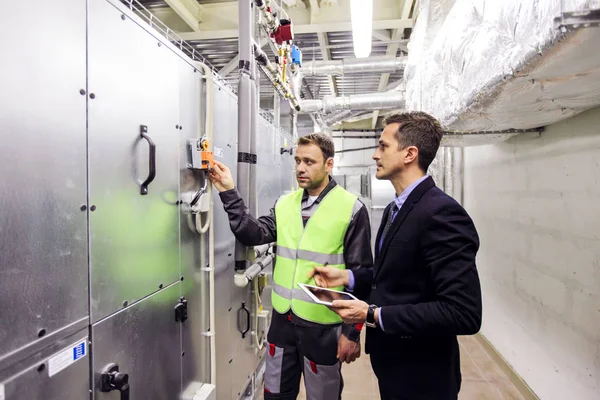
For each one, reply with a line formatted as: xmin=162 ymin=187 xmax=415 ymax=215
xmin=264 ymin=311 xmax=343 ymax=400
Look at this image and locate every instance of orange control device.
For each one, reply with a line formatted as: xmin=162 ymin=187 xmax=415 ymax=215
xmin=199 ymin=139 xmax=214 ymax=170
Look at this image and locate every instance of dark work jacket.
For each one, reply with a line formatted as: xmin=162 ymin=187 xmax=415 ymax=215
xmin=353 ymin=176 xmax=482 ymax=399
xmin=219 ymin=177 xmax=374 ymax=341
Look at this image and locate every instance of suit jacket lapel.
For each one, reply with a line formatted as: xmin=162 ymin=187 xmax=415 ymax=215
xmin=374 ymin=177 xmax=436 ymax=279
xmin=374 ymin=203 xmax=392 ymax=260
xmin=377 ymin=202 xmax=414 ymax=269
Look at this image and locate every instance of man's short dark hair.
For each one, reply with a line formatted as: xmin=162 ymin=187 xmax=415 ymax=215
xmin=384 ymin=112 xmax=443 ymax=172
xmin=298 ymin=133 xmax=335 ymax=161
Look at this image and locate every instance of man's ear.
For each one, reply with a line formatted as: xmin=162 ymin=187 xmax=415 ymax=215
xmin=405 ymin=146 xmax=419 ymax=165
xmin=326 ymin=157 xmax=334 ymax=171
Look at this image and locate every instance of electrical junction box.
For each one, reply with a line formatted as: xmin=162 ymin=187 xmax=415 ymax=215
xmin=257 ymin=309 xmax=270 ymax=338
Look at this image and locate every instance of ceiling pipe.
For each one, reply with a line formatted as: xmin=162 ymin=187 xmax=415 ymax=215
xmin=299 ymin=91 xmax=405 ymax=114
xmin=291 ymin=72 xmax=303 ymax=103
xmin=321 ymin=110 xmax=364 ymax=126
xmin=302 ymin=56 xmax=407 ymax=76
xmin=253 ymin=41 xmax=278 ymax=75
xmin=291 ymin=56 xmax=405 ymax=111
xmin=236 ymin=0 xmax=253 ymax=272
xmin=254 ymin=42 xmax=301 ymax=111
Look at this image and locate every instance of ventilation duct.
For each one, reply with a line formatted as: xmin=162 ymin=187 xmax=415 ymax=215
xmin=302 ymin=56 xmax=406 ymax=76
xmin=321 ymin=110 xmax=364 ymax=126
xmin=300 ymin=91 xmax=404 ymax=114
xmin=404 ymin=0 xmax=600 ymax=131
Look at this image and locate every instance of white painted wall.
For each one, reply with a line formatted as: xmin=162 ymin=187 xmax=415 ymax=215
xmin=464 ymin=106 xmax=600 ymax=399
xmin=333 ymin=137 xmax=379 ymax=169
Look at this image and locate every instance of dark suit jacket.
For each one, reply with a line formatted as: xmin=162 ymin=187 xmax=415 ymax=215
xmin=353 ymin=176 xmax=482 ymax=399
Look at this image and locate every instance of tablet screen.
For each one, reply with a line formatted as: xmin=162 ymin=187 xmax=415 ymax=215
xmin=303 ymin=285 xmax=355 ymax=303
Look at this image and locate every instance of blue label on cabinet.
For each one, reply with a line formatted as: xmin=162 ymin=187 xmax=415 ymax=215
xmin=73 ymin=342 xmax=86 ymax=361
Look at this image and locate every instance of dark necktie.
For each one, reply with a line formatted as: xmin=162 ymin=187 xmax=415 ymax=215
xmin=380 ymin=202 xmax=398 ymax=245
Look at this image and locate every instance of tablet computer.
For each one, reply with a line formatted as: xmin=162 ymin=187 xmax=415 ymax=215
xmin=297 ymin=283 xmax=358 ymax=306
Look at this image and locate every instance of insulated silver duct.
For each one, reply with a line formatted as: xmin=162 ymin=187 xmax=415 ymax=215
xmin=273 ymin=91 xmax=280 ymax=131
xmin=291 ymin=112 xmax=298 ymax=140
xmin=300 ymin=91 xmax=405 ymax=114
xmin=321 ymin=110 xmax=364 ymax=127
xmin=291 ymin=72 xmax=303 ymax=103
xmin=302 ymin=56 xmax=407 ymax=76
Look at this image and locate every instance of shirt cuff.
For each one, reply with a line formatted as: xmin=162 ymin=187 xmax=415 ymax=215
xmin=346 ymin=270 xmax=355 ymax=292
xmin=378 ymin=307 xmax=385 ymax=331
xmin=342 ymin=323 xmax=361 ymax=342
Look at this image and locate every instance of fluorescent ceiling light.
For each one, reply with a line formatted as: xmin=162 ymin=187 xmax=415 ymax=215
xmin=350 ymin=0 xmax=373 ymax=58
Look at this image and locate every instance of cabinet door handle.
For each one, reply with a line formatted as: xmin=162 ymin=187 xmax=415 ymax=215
xmin=238 ymin=302 xmax=250 ymax=339
xmin=139 ymin=125 xmax=156 ymax=195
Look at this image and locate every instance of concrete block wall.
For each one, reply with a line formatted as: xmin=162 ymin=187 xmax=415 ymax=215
xmin=464 ymin=106 xmax=600 ymax=399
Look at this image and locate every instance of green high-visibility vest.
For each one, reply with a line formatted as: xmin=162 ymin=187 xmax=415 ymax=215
xmin=272 ymin=185 xmax=357 ymax=324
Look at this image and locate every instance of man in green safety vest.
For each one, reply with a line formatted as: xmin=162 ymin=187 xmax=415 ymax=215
xmin=209 ymin=133 xmax=373 ymax=400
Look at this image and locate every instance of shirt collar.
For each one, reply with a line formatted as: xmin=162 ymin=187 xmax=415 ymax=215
xmin=394 ymin=175 xmax=429 ymax=209
xmin=301 ymin=175 xmax=337 ymax=203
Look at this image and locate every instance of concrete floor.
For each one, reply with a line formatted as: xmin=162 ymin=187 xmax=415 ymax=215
xmin=293 ymin=333 xmax=525 ymax=400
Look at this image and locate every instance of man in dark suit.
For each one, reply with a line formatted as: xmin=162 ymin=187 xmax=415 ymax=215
xmin=310 ymin=112 xmax=482 ymax=400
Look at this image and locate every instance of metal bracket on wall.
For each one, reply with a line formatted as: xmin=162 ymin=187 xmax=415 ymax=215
xmin=280 ymin=147 xmax=293 ymax=156
xmin=554 ymin=8 xmax=600 ymax=31
xmin=238 ymin=152 xmax=258 ymax=164
xmin=175 ymin=297 xmax=188 ymax=323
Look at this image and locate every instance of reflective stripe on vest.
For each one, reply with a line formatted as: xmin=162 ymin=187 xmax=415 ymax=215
xmin=272 ymin=185 xmax=357 ymax=324
xmin=276 ymin=246 xmax=345 ymax=266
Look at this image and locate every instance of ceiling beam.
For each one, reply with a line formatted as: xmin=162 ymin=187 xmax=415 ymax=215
xmin=301 ymin=76 xmax=315 ymax=99
xmin=309 ymin=0 xmax=320 ymax=15
xmin=164 ymin=0 xmax=204 ymax=31
xmin=372 ymin=29 xmax=392 ymax=42
xmin=371 ymin=0 xmax=413 ymax=128
xmin=317 ymin=32 xmax=337 ymax=97
xmin=397 ymin=0 xmax=414 ymax=53
xmin=371 ymin=29 xmax=403 ymax=128
xmin=178 ymin=18 xmax=413 ymax=41
xmin=386 ymin=79 xmax=404 ymax=91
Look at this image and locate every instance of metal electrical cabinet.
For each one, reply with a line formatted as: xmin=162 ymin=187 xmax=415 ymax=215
xmin=211 ymin=83 xmax=244 ymax=400
xmin=88 ymin=0 xmax=182 ymax=324
xmin=87 ymin=0 xmax=185 ymax=398
xmin=0 ymin=0 xmax=89 ymax=369
xmin=178 ymin=57 xmax=210 ymax=389
xmin=0 ymin=329 xmax=89 ymax=400
xmin=91 ymin=283 xmax=183 ymax=399
xmin=257 ymin=116 xmax=283 ymax=214
xmin=254 ymin=115 xmax=282 ymax=314
xmin=1 ymin=0 xmax=289 ymax=398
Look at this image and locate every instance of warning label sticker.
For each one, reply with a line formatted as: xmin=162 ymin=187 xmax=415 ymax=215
xmin=48 ymin=339 xmax=87 ymax=377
